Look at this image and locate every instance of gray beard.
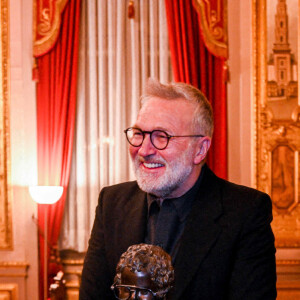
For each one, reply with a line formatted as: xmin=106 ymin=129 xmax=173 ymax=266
xmin=135 ymin=167 xmax=192 ymax=198
xmin=132 ymin=150 xmax=194 ymax=198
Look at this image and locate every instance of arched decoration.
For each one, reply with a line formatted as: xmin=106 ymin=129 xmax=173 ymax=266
xmin=33 ymin=0 xmax=69 ymax=57
xmin=192 ymin=0 xmax=228 ymax=59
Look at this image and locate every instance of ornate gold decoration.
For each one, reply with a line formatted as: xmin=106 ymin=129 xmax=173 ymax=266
xmin=33 ymin=0 xmax=68 ymax=57
xmin=0 ymin=0 xmax=12 ymax=250
xmin=193 ymin=0 xmax=228 ymax=58
xmin=253 ymin=0 xmax=300 ymax=247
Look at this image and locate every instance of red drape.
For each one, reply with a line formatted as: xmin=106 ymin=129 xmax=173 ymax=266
xmin=34 ymin=0 xmax=81 ymax=299
xmin=165 ymin=0 xmax=228 ymax=179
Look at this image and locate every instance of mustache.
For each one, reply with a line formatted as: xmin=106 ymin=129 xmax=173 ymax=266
xmin=136 ymin=155 xmax=166 ymax=165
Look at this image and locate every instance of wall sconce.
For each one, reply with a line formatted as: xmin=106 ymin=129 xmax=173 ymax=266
xmin=29 ymin=186 xmax=64 ymax=204
xmin=29 ymin=185 xmax=64 ymax=300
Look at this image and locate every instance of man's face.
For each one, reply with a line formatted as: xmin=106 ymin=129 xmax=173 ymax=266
xmin=129 ymin=97 xmax=203 ymax=198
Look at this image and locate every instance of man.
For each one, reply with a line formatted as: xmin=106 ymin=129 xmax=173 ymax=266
xmin=111 ymin=244 xmax=174 ymax=300
xmin=80 ymin=79 xmax=277 ymax=299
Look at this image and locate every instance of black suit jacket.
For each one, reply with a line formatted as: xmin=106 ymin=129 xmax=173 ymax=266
xmin=79 ymin=165 xmax=277 ymax=299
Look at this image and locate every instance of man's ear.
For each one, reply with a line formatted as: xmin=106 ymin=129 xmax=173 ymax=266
xmin=194 ymin=137 xmax=211 ymax=165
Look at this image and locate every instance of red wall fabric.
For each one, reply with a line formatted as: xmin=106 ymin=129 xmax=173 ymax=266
xmin=165 ymin=0 xmax=228 ymax=179
xmin=35 ymin=0 xmax=81 ymax=298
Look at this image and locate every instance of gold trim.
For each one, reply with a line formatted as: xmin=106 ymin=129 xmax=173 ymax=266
xmin=33 ymin=0 xmax=69 ymax=56
xmin=61 ymin=259 xmax=84 ymax=265
xmin=0 ymin=273 xmax=27 ymax=277
xmin=0 ymin=262 xmax=29 ymax=268
xmin=0 ymin=0 xmax=12 ymax=250
xmin=193 ymin=0 xmax=228 ymax=58
xmin=276 ymin=259 xmax=300 ymax=266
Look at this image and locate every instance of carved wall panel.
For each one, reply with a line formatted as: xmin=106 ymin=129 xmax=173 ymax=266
xmin=0 ymin=283 xmax=18 ymax=300
xmin=0 ymin=262 xmax=29 ymax=300
xmin=0 ymin=0 xmax=12 ymax=249
xmin=253 ymin=0 xmax=300 ymax=248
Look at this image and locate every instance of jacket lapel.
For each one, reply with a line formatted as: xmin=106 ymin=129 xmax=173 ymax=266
xmin=114 ymin=187 xmax=148 ymax=262
xmin=171 ymin=167 xmax=223 ymax=299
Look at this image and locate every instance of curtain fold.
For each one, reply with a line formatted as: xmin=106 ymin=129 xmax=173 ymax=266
xmin=165 ymin=0 xmax=228 ymax=179
xmin=59 ymin=0 xmax=173 ymax=253
xmin=35 ymin=0 xmax=81 ymax=298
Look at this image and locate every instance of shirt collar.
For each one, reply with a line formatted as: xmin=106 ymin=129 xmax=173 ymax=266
xmin=146 ymin=165 xmax=205 ymax=222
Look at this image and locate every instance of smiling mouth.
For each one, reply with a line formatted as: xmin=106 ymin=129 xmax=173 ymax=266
xmin=143 ymin=162 xmax=164 ymax=169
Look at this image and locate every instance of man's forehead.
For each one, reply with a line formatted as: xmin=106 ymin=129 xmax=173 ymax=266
xmin=140 ymin=96 xmax=192 ymax=108
xmin=139 ymin=97 xmax=196 ymax=114
xmin=136 ymin=97 xmax=195 ymax=127
xmin=139 ymin=97 xmax=195 ymax=117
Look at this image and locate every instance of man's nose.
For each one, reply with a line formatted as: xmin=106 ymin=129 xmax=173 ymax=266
xmin=137 ymin=134 xmax=156 ymax=156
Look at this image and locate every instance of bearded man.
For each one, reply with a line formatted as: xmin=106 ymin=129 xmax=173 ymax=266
xmin=79 ymin=79 xmax=277 ymax=300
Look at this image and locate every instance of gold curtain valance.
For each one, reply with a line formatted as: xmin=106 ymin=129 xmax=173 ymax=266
xmin=193 ymin=0 xmax=228 ymax=59
xmin=33 ymin=0 xmax=69 ymax=57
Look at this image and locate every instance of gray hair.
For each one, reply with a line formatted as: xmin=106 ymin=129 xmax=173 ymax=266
xmin=141 ymin=78 xmax=214 ymax=137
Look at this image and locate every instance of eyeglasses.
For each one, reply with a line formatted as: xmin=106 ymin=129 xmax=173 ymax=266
xmin=111 ymin=283 xmax=168 ymax=300
xmin=124 ymin=127 xmax=204 ymax=150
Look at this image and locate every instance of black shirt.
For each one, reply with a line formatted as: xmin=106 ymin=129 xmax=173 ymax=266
xmin=144 ymin=170 xmax=204 ymax=261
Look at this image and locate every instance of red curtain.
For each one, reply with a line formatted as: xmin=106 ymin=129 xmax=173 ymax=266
xmin=34 ymin=0 xmax=81 ymax=299
xmin=165 ymin=0 xmax=228 ymax=179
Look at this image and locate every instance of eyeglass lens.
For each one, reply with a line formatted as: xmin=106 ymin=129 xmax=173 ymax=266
xmin=114 ymin=286 xmax=153 ymax=300
xmin=126 ymin=128 xmax=169 ymax=150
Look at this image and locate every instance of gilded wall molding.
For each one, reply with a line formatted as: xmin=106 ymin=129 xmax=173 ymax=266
xmin=0 ymin=262 xmax=29 ymax=267
xmin=277 ymin=259 xmax=300 ymax=266
xmin=0 ymin=262 xmax=29 ymax=278
xmin=0 ymin=0 xmax=12 ymax=250
xmin=0 ymin=284 xmax=18 ymax=300
xmin=253 ymin=0 xmax=300 ymax=247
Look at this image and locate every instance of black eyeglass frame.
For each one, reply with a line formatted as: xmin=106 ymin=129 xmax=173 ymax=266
xmin=124 ymin=127 xmax=205 ymax=150
xmin=110 ymin=283 xmax=170 ymax=300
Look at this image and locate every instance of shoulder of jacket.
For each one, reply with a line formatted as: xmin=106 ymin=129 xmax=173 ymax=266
xmin=203 ymin=165 xmax=270 ymax=200
xmin=100 ymin=181 xmax=144 ymax=199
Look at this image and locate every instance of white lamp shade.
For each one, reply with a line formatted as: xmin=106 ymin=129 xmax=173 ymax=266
xmin=29 ymin=186 xmax=64 ymax=204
